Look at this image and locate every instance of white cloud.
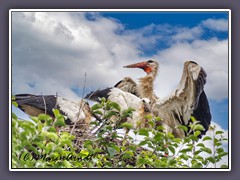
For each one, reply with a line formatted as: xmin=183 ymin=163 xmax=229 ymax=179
xmin=12 ymin=12 xmax=141 ymax=100
xmin=201 ymin=18 xmax=229 ymax=31
xmin=172 ymin=26 xmax=203 ymax=41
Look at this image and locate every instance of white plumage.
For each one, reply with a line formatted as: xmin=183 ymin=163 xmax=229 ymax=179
xmin=152 ymin=61 xmax=211 ymax=138
xmin=107 ymin=88 xmax=151 ymax=129
xmin=56 ymin=97 xmax=86 ymax=122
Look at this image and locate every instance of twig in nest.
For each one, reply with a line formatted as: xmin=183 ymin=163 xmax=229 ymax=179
xmin=41 ymin=93 xmax=47 ymax=115
xmin=93 ymin=119 xmax=108 ymax=135
xmin=70 ymin=72 xmax=87 ymax=135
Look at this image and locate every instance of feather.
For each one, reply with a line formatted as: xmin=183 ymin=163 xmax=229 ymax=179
xmin=153 ymin=61 xmax=211 ymax=138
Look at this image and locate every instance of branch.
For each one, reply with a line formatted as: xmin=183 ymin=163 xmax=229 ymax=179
xmin=70 ymin=72 xmax=87 ymax=135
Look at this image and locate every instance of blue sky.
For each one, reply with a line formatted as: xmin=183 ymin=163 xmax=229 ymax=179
xmin=11 ymin=10 xmax=229 ymax=132
xmin=102 ymin=12 xmax=229 ymax=56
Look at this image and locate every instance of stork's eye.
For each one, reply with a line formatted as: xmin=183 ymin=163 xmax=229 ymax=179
xmin=147 ymin=60 xmax=154 ymax=63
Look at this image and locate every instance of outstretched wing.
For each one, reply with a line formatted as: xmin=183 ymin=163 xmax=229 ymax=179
xmin=153 ymin=61 xmax=211 ymax=137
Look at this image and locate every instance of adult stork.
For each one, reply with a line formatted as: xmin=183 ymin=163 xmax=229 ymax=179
xmin=86 ymin=60 xmax=211 ymax=139
xmin=153 ymin=61 xmax=211 ymax=138
xmin=13 ymin=94 xmax=92 ymax=128
xmin=85 ymin=60 xmax=159 ymax=104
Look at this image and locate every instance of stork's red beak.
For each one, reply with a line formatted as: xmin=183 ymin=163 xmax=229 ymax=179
xmin=123 ymin=61 xmax=148 ymax=69
xmin=123 ymin=61 xmax=152 ymax=74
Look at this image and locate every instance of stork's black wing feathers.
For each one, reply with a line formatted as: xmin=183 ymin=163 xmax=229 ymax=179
xmin=114 ymin=80 xmax=124 ymax=88
xmin=192 ymin=91 xmax=212 ymax=137
xmin=84 ymin=88 xmax=112 ymax=102
xmin=15 ymin=94 xmax=57 ymax=116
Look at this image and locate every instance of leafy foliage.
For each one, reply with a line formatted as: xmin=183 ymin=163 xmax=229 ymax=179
xmin=11 ymin=98 xmax=228 ymax=169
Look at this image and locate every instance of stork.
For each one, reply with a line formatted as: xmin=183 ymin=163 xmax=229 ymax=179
xmin=85 ymin=60 xmax=159 ymax=104
xmin=106 ymin=88 xmax=152 ymax=129
xmin=85 ymin=60 xmax=211 ymax=139
xmin=13 ymin=94 xmax=92 ymax=128
xmin=152 ymin=61 xmax=211 ymax=138
xmin=84 ymin=60 xmax=159 ymax=130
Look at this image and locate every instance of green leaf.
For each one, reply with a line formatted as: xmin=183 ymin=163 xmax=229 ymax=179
xmin=207 ymin=157 xmax=216 ymax=164
xmin=193 ymin=155 xmax=203 ymax=161
xmin=180 ymin=153 xmax=189 ymax=161
xmin=86 ymin=145 xmax=95 ymax=154
xmin=194 ymin=130 xmax=201 ymax=137
xmin=190 ymin=116 xmax=196 ymax=122
xmin=148 ymin=120 xmax=155 ymax=127
xmin=109 ymin=102 xmax=121 ymax=112
xmin=12 ymin=101 xmax=18 ymax=107
xmin=168 ymin=146 xmax=175 ymax=154
xmin=136 ymin=156 xmax=146 ymax=167
xmin=196 ymin=143 xmax=205 ymax=148
xmin=52 ymin=109 xmax=61 ymax=117
xmin=104 ymin=111 xmax=118 ymax=119
xmin=193 ymin=124 xmax=205 ymax=131
xmin=154 ymin=133 xmax=163 ymax=141
xmin=216 ymin=130 xmax=224 ymax=135
xmin=46 ymin=142 xmax=55 ymax=152
xmin=156 ymin=125 xmax=165 ymax=131
xmin=120 ymin=123 xmax=133 ymax=129
xmin=188 ymin=134 xmax=198 ymax=141
xmin=168 ymin=158 xmax=177 ymax=167
xmin=41 ymin=131 xmax=58 ymax=141
xmin=47 ymin=126 xmax=57 ymax=133
xmin=12 ymin=112 xmax=18 ymax=120
xmin=203 ymin=136 xmax=212 ymax=141
xmin=192 ymin=162 xmax=203 ymax=168
xmin=138 ymin=129 xmax=149 ymax=137
xmin=177 ymin=125 xmax=188 ymax=132
xmin=218 ymin=152 xmax=228 ymax=157
xmin=201 ymin=147 xmax=212 ymax=154
xmin=93 ymin=110 xmax=103 ymax=116
xmin=139 ymin=141 xmax=148 ymax=146
xmin=54 ymin=117 xmax=66 ymax=127
xmin=216 ymin=148 xmax=224 ymax=154
xmin=12 ymin=95 xmax=16 ymax=101
xmin=91 ymin=104 xmax=102 ymax=111
xmin=63 ymin=160 xmax=72 ymax=168
xmin=107 ymin=146 xmax=117 ymax=157
xmin=180 ymin=148 xmax=192 ymax=153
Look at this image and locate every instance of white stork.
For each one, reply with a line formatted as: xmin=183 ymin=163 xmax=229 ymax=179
xmin=85 ymin=60 xmax=159 ymax=104
xmin=14 ymin=94 xmax=92 ymax=127
xmin=85 ymin=60 xmax=211 ymax=139
xmin=152 ymin=61 xmax=211 ymax=138
xmin=106 ymin=88 xmax=152 ymax=129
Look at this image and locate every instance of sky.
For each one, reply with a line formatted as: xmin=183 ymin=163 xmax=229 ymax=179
xmin=11 ymin=10 xmax=229 ymax=167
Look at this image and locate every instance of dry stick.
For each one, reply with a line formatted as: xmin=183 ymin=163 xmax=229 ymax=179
xmin=41 ymin=93 xmax=47 ymax=115
xmin=93 ymin=120 xmax=108 ymax=135
xmin=70 ymin=72 xmax=87 ymax=135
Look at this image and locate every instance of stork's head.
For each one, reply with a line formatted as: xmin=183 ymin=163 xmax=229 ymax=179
xmin=123 ymin=60 xmax=158 ymax=74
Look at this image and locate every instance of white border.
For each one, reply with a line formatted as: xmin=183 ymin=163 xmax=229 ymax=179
xmin=9 ymin=9 xmax=231 ymax=171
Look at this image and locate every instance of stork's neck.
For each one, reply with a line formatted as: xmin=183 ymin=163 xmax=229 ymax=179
xmin=138 ymin=69 xmax=158 ymax=100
